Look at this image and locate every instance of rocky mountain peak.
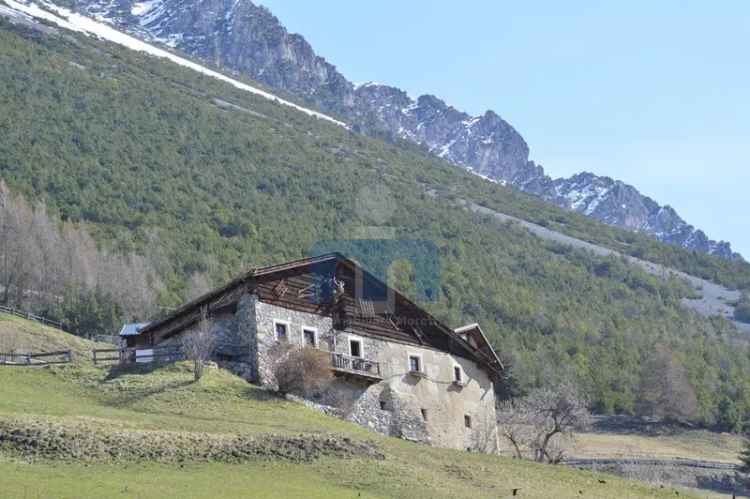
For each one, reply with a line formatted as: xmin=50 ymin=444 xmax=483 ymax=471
xmin=68 ymin=0 xmax=742 ymax=261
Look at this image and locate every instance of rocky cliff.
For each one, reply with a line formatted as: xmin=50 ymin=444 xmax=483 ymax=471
xmin=71 ymin=0 xmax=741 ymax=260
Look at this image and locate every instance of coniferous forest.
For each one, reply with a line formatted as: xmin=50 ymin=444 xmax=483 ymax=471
xmin=2 ymin=19 xmax=750 ymax=429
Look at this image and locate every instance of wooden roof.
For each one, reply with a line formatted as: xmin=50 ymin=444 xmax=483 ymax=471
xmin=139 ymin=253 xmax=503 ymax=376
xmin=454 ymin=323 xmax=505 ymax=373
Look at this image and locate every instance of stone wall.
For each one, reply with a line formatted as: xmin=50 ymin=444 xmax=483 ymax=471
xmin=153 ymin=295 xmax=497 ymax=452
xmin=156 ymin=296 xmax=258 ymax=381
xmin=234 ymin=294 xmax=259 ymax=381
xmin=158 ymin=309 xmax=239 ymax=353
xmin=329 ymin=330 xmax=497 ymax=451
xmin=253 ymin=298 xmax=334 ymax=388
xmin=249 ymin=298 xmax=498 ymax=452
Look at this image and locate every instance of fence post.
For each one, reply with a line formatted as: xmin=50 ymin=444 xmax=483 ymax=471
xmin=93 ymin=349 xmax=97 ymax=366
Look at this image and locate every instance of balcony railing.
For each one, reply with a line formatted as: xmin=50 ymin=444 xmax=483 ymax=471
xmin=329 ymin=351 xmax=382 ymax=380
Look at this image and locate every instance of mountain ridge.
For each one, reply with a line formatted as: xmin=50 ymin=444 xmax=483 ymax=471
xmin=60 ymin=0 xmax=742 ymax=261
xmin=4 ymin=0 xmax=743 ymax=261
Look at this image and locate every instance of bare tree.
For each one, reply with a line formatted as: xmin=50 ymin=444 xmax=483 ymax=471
xmin=469 ymin=408 xmax=500 ymax=454
xmin=0 ymin=183 xmax=34 ymax=305
xmin=637 ymin=344 xmax=698 ymax=423
xmin=497 ymin=381 xmax=591 ymax=463
xmin=182 ymin=308 xmax=216 ymax=381
xmin=0 ymin=181 xmax=163 ymax=334
xmin=496 ymin=400 xmax=536 ymax=460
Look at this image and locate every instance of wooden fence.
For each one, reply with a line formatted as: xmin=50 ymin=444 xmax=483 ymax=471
xmin=0 ymin=350 xmax=72 ymax=366
xmin=92 ymin=346 xmax=185 ymax=366
xmin=0 ymin=304 xmax=69 ymax=331
xmin=92 ymin=348 xmax=123 ymax=366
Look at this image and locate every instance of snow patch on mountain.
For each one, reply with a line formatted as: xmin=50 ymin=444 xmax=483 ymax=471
xmin=2 ymin=0 xmax=347 ymax=127
xmin=131 ymin=0 xmax=159 ymax=16
xmin=7 ymin=0 xmax=740 ymax=261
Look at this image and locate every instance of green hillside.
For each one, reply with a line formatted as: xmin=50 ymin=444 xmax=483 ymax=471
xmin=0 ymin=312 xmax=108 ymax=359
xmin=0 ymin=357 xmax=692 ymax=497
xmin=1 ymin=18 xmax=750 ymax=426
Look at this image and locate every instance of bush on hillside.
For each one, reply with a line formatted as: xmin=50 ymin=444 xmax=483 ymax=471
xmin=270 ymin=345 xmax=334 ymax=398
xmin=0 ymin=416 xmax=383 ymax=463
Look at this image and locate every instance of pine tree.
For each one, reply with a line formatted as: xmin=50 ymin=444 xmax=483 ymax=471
xmin=736 ymin=293 xmax=750 ymax=324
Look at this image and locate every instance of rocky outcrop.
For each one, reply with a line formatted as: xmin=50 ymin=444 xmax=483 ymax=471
xmin=70 ymin=0 xmax=742 ymax=260
xmin=542 ymin=173 xmax=739 ymax=259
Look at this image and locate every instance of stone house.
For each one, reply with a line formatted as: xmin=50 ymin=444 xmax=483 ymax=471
xmin=122 ymin=253 xmax=503 ymax=452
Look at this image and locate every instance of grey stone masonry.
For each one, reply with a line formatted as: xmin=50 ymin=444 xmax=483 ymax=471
xmin=253 ymin=298 xmax=334 ymax=388
xmin=191 ymin=292 xmax=498 ymax=452
xmin=253 ymin=297 xmax=497 ymax=452
xmin=234 ymin=293 xmax=259 ymax=381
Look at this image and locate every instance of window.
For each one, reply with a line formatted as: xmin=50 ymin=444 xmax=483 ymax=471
xmin=349 ymin=338 xmax=362 ymax=358
xmin=453 ymin=366 xmax=463 ymax=383
xmin=420 ymin=408 xmax=428 ymax=421
xmin=303 ymin=328 xmax=317 ymax=348
xmin=274 ymin=321 xmax=289 ymax=342
xmin=464 ymin=415 xmax=472 ymax=429
xmin=408 ymin=355 xmax=422 ymax=373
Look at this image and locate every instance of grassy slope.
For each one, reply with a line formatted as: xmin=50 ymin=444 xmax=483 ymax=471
xmin=0 ymin=312 xmax=109 ymax=358
xmin=0 ymin=365 xmax=694 ymax=499
xmin=572 ymin=431 xmax=743 ymax=464
xmin=0 ymin=316 xmax=691 ymax=499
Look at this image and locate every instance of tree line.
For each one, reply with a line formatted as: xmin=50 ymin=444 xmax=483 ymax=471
xmin=0 ymin=181 xmax=161 ymax=337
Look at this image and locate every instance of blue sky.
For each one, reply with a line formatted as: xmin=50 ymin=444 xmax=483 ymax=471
xmin=258 ymin=1 xmax=749 ymax=257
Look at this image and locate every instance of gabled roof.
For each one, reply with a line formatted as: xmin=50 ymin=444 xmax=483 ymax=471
xmin=454 ymin=323 xmax=504 ymax=373
xmin=137 ymin=253 xmax=340 ymax=336
xmin=137 ymin=253 xmax=503 ymax=376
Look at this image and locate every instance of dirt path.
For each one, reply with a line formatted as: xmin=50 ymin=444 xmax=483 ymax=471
xmin=459 ymin=199 xmax=750 ymax=333
xmin=565 ymin=457 xmax=738 ymax=471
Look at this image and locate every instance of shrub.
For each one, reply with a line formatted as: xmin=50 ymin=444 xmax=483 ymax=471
xmin=272 ymin=346 xmax=334 ymax=398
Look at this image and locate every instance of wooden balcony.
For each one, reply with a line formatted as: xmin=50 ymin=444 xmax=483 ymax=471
xmin=329 ymin=351 xmax=382 ymax=381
